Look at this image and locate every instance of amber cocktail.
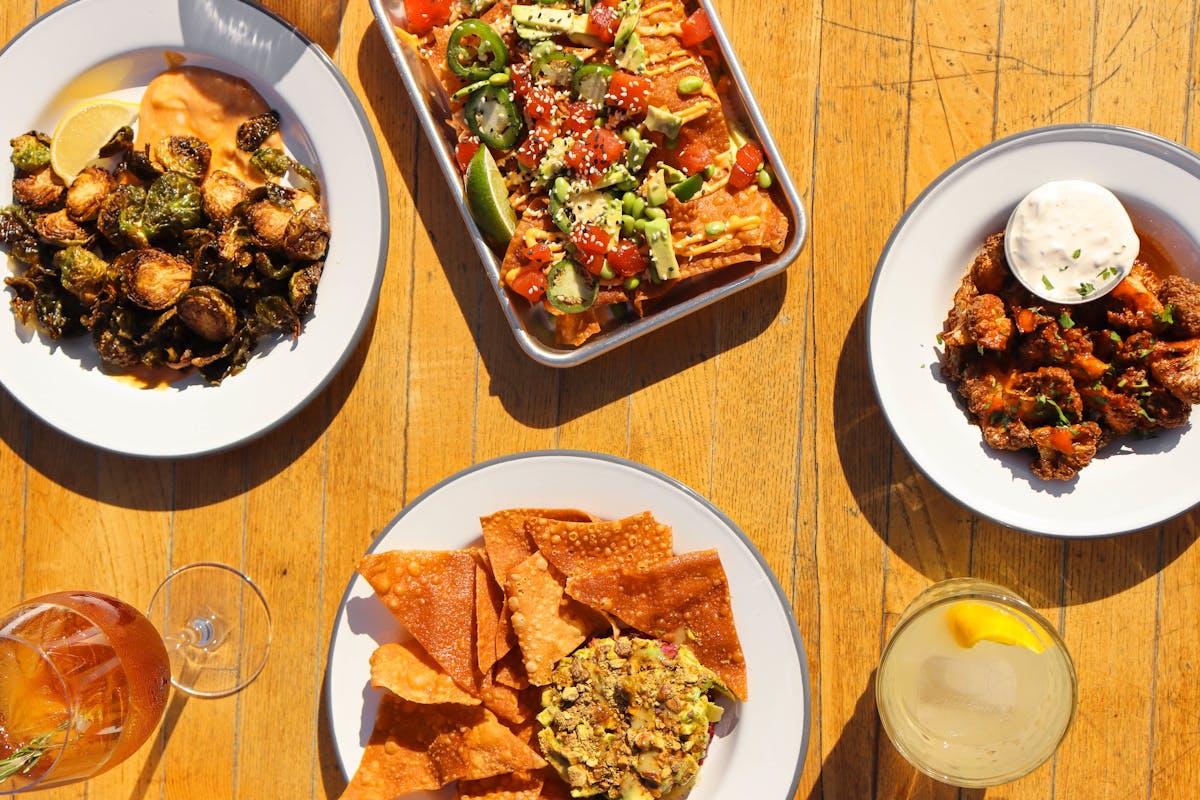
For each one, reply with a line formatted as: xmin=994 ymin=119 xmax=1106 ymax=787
xmin=0 ymin=592 xmax=170 ymax=792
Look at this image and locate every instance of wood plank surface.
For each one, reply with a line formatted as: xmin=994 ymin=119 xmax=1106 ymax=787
xmin=1 ymin=0 xmax=1199 ymax=798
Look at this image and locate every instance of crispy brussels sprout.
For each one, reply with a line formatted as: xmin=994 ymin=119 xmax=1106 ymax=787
xmin=3 ymin=274 xmax=38 ymax=328
xmin=288 ymin=261 xmax=322 ymax=315
xmin=66 ymin=166 xmax=115 ymax=222
xmin=0 ymin=206 xmax=42 ymax=265
xmin=54 ymin=246 xmax=116 ymax=306
xmin=96 ymin=184 xmax=152 ymax=248
xmin=143 ymin=172 xmax=203 ymax=237
xmin=98 ymin=126 xmax=133 ymax=158
xmin=10 ymin=132 xmax=50 ymax=173
xmin=152 ymin=135 xmax=211 ymax=182
xmin=116 ymin=247 xmax=192 ymax=310
xmin=283 ymin=206 xmax=330 ymax=261
xmin=254 ymin=294 xmax=300 ymax=338
xmin=201 ymin=170 xmax=250 ymax=223
xmin=252 ymin=251 xmax=290 ymax=280
xmin=128 ymin=146 xmax=162 ymax=181
xmin=93 ymin=323 xmax=140 ymax=368
xmin=176 ymin=285 xmax=237 ymax=341
xmin=245 ymin=197 xmax=292 ymax=250
xmin=13 ymin=167 xmax=65 ymax=210
xmin=249 ymin=146 xmax=321 ymax=201
xmin=236 ymin=111 xmax=279 ymax=153
xmin=35 ymin=210 xmax=92 ymax=248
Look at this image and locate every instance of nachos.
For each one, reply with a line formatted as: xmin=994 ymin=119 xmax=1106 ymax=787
xmin=395 ymin=0 xmax=789 ymax=345
xmin=341 ymin=507 xmax=746 ymax=800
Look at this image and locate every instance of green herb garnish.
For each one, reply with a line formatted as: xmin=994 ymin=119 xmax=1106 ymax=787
xmin=1072 ymin=248 xmax=1082 ymax=259
xmin=1036 ymin=393 xmax=1072 ymax=426
xmin=1059 ymin=311 xmax=1075 ymax=329
xmin=1078 ymin=282 xmax=1095 ymax=297
xmin=1155 ymin=304 xmax=1175 ymax=325
xmin=0 ymin=722 xmax=68 ymax=782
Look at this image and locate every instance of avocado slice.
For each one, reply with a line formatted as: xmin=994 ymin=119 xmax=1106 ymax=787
xmin=645 ymin=105 xmax=683 ymax=139
xmin=643 ymin=218 xmax=679 ymax=281
xmin=623 ymin=136 xmax=655 ymax=174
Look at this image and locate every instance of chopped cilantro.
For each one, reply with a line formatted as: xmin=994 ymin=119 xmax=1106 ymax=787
xmin=1072 ymin=248 xmax=1082 ymax=259
xmin=1036 ymin=393 xmax=1072 ymax=426
xmin=1042 ymin=275 xmax=1055 ymax=290
xmin=1108 ymin=330 xmax=1122 ymax=342
xmin=935 ymin=332 xmax=944 ymax=345
xmin=1059 ymin=311 xmax=1075 ymax=329
xmin=1154 ymin=304 xmax=1175 ymax=325
xmin=1078 ymin=282 xmax=1095 ymax=297
xmin=1138 ymin=405 xmax=1156 ymax=422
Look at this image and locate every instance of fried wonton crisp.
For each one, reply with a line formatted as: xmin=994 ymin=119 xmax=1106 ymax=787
xmin=565 ymin=548 xmax=748 ymax=700
xmin=357 ymin=549 xmax=478 ymax=692
xmin=340 ymin=693 xmax=444 ymax=799
xmin=370 ymin=640 xmax=480 ymax=706
xmin=524 ymin=511 xmax=673 ymax=577
xmin=480 ymin=508 xmax=592 ymax=587
xmin=456 ymin=770 xmax=544 ymax=800
xmin=504 ymin=552 xmax=604 ymax=685
xmin=428 ymin=706 xmax=547 ymax=783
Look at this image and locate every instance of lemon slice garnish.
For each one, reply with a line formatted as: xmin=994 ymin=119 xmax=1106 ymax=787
xmin=49 ymin=98 xmax=138 ymax=182
xmin=946 ymin=600 xmax=1046 ymax=653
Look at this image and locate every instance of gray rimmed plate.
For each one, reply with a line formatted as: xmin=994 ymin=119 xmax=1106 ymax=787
xmin=868 ymin=124 xmax=1200 ymax=536
xmin=368 ymin=0 xmax=806 ymax=366
xmin=326 ymin=450 xmax=810 ymax=798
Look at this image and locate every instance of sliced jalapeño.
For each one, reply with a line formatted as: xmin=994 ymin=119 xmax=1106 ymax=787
xmin=465 ymin=85 xmax=523 ymax=149
xmin=447 ymin=19 xmax=509 ymax=82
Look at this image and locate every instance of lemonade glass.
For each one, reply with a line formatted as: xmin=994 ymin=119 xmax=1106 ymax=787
xmin=875 ymin=578 xmax=1077 ymax=787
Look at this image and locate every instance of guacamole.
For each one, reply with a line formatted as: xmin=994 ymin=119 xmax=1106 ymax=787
xmin=536 ymin=635 xmax=727 ymax=799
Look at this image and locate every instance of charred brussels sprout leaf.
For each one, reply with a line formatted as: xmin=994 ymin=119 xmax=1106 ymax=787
xmin=96 ymin=184 xmax=147 ymax=247
xmin=153 ymin=136 xmax=211 ymax=182
xmin=236 ymin=111 xmax=280 ymax=153
xmin=10 ymin=132 xmax=50 ymax=173
xmin=254 ymin=295 xmax=300 ymax=339
xmin=98 ymin=126 xmax=134 ymax=158
xmin=288 ymin=261 xmax=323 ymax=315
xmin=143 ymin=172 xmax=203 ymax=237
xmin=250 ymin=146 xmax=291 ymax=178
xmin=54 ymin=246 xmax=116 ymax=306
xmin=0 ymin=206 xmax=42 ymax=265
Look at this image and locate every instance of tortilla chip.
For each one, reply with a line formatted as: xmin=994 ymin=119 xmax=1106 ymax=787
xmin=475 ymin=559 xmax=507 ymax=676
xmin=667 ymin=183 xmax=790 ymax=257
xmin=524 ymin=511 xmax=673 ymax=578
xmin=370 ymin=641 xmax=480 ymax=706
xmin=428 ymin=706 xmax=547 ymax=783
xmin=564 ymin=549 xmax=748 ymax=700
xmin=340 ymin=693 xmax=444 ymax=799
xmin=457 ymin=770 xmax=545 ymax=800
xmin=357 ymin=550 xmax=479 ymax=692
xmin=480 ymin=508 xmax=593 ymax=588
xmin=505 ymin=552 xmax=604 ymax=685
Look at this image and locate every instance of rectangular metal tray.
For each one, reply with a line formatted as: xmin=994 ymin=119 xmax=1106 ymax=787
xmin=367 ymin=0 xmax=807 ymax=366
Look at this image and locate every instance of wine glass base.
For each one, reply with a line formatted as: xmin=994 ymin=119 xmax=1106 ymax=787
xmin=147 ymin=563 xmax=271 ymax=698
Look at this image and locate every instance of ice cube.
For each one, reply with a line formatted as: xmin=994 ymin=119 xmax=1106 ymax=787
xmin=917 ymin=654 xmax=1017 ymax=717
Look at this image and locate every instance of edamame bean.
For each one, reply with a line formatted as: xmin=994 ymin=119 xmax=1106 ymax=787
xmin=623 ymin=276 xmax=641 ymax=290
xmin=599 ymin=263 xmax=616 ymax=280
xmin=677 ymin=76 xmax=703 ymax=94
xmin=644 ymin=206 xmax=666 ymax=221
xmin=757 ymin=168 xmax=773 ymax=189
xmin=634 ymin=218 xmax=649 ymax=233
xmin=489 ymin=71 xmax=511 ymax=86
xmin=621 ymin=214 xmax=636 ymax=235
xmin=703 ymin=164 xmax=716 ymax=179
xmin=704 ymin=221 xmax=727 ymax=238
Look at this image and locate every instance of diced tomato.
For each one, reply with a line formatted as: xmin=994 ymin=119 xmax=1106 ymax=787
xmin=566 ymin=127 xmax=626 ymax=182
xmin=454 ymin=139 xmax=481 ymax=173
xmin=728 ymin=142 xmax=764 ymax=190
xmin=562 ymin=102 xmax=598 ymax=136
xmin=571 ymin=224 xmax=611 ymax=257
xmin=587 ymin=2 xmax=620 ymax=43
xmin=679 ymin=8 xmax=714 ymax=47
xmin=403 ymin=0 xmax=452 ymax=36
xmin=675 ymin=138 xmax=712 ymax=175
xmin=522 ymin=85 xmax=558 ymax=123
xmin=524 ymin=242 xmax=554 ymax=266
xmin=605 ymin=71 xmax=650 ymax=116
xmin=510 ymin=268 xmax=547 ymax=302
xmin=608 ymin=239 xmax=647 ymax=277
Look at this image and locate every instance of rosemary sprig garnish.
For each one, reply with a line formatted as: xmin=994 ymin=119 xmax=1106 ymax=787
xmin=0 ymin=721 xmax=68 ymax=782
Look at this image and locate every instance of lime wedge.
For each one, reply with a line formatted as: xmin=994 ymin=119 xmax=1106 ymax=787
xmin=464 ymin=145 xmax=517 ymax=244
xmin=945 ymin=601 xmax=1046 ymax=653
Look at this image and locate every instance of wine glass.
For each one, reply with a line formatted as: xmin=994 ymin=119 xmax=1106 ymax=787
xmin=0 ymin=563 xmax=270 ymax=793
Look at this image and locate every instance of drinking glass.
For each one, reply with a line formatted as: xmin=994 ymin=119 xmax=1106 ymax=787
xmin=0 ymin=563 xmax=270 ymax=793
xmin=875 ymin=578 xmax=1077 ymax=788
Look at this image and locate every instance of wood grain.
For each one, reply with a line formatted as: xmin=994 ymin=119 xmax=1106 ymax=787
xmin=1 ymin=0 xmax=1199 ymax=798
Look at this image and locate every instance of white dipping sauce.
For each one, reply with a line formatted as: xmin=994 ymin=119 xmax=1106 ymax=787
xmin=1005 ymin=180 xmax=1139 ymax=304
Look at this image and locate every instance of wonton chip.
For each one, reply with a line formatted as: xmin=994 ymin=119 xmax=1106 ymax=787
xmin=428 ymin=706 xmax=547 ymax=783
xmin=492 ymin=648 xmax=529 ymax=690
xmin=457 ymin=770 xmax=544 ymax=800
xmin=357 ymin=550 xmax=478 ymax=692
xmin=480 ymin=508 xmax=593 ymax=587
xmin=340 ymin=693 xmax=444 ymax=800
xmin=475 ymin=558 xmax=507 ymax=676
xmin=524 ymin=511 xmax=673 ymax=578
xmin=370 ymin=641 xmax=480 ymax=706
xmin=505 ymin=552 xmax=604 ymax=685
xmin=565 ymin=549 xmax=748 ymax=700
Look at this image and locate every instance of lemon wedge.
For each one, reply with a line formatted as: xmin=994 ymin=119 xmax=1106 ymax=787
xmin=945 ymin=600 xmax=1046 ymax=653
xmin=49 ymin=98 xmax=138 ymax=183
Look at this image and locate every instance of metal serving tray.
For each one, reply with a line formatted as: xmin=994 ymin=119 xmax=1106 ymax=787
xmin=368 ymin=0 xmax=807 ymax=366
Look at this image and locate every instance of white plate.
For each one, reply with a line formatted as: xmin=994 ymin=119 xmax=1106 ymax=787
xmin=868 ymin=124 xmax=1200 ymax=537
xmin=326 ymin=450 xmax=810 ymax=799
xmin=0 ymin=0 xmax=388 ymax=457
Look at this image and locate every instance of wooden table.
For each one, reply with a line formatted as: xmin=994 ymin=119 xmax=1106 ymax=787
xmin=2 ymin=0 xmax=1198 ymax=798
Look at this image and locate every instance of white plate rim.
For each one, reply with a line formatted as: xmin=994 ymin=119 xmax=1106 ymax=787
xmin=324 ymin=449 xmax=811 ymax=799
xmin=0 ymin=0 xmax=389 ymax=458
xmin=867 ymin=123 xmax=1200 ymax=537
